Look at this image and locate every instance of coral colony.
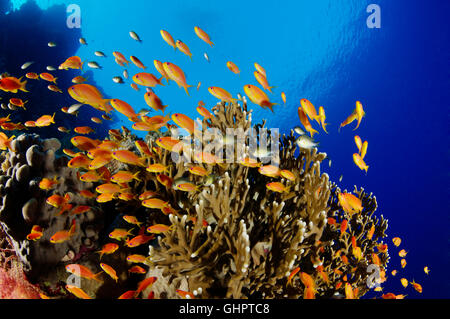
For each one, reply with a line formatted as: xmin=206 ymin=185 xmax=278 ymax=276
xmin=0 ymin=25 xmax=420 ymax=299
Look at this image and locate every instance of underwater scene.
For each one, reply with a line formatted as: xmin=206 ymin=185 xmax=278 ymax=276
xmin=0 ymin=0 xmax=448 ymax=301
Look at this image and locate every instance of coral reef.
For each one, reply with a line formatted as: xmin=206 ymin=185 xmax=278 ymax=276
xmin=0 ymin=133 xmax=105 ymax=287
xmin=0 ymin=100 xmax=388 ymax=299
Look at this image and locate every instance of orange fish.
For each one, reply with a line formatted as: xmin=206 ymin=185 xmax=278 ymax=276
xmin=266 ymin=182 xmax=289 ymax=193
xmin=339 ymin=111 xmax=357 ymax=132
xmin=25 ymin=121 xmax=36 ymax=128
xmin=68 ymin=84 xmax=112 ymax=113
xmin=300 ymin=99 xmax=320 ymax=123
xmin=135 ymin=140 xmax=153 ymax=158
xmin=50 ymin=220 xmax=76 ymax=243
xmin=163 ymin=62 xmax=192 ymax=95
xmin=125 ymin=234 xmax=155 ymax=248
xmin=130 ymin=55 xmax=146 ymax=69
xmin=117 ymin=290 xmax=136 ymax=299
xmin=398 ymin=249 xmax=408 ymax=258
xmin=297 ymin=107 xmax=318 ymax=138
xmin=65 ymin=264 xmax=103 ymax=282
xmin=100 ymin=263 xmax=118 ymax=282
xmin=226 ymin=61 xmax=240 ymax=74
xmin=188 ymin=166 xmax=208 ymax=177
xmin=65 ymin=285 xmax=92 ymax=299
xmin=72 ymin=75 xmax=87 ymax=84
xmin=68 ymin=155 xmax=91 ymax=169
xmin=39 ymin=176 xmax=59 ymax=190
xmin=96 ymin=183 xmax=122 ymax=194
xmin=280 ymin=169 xmax=296 ymax=181
xmin=112 ymin=150 xmax=146 ymax=167
xmin=109 ymin=228 xmax=134 ymax=241
xmin=70 ymin=205 xmax=91 ymax=216
xmin=111 ymin=171 xmax=141 ymax=183
xmin=176 ymin=290 xmax=195 ymax=299
xmin=136 ymin=277 xmax=157 ymax=295
xmin=74 ymin=126 xmax=95 ymax=135
xmin=281 ymin=92 xmax=286 ymax=104
xmin=146 ymin=163 xmax=168 ymax=173
xmin=0 ymin=76 xmax=28 ymax=93
xmin=35 ymin=113 xmax=56 ymax=127
xmin=113 ymin=51 xmax=130 ymax=66
xmin=59 ymin=56 xmax=83 ymax=70
xmin=208 ymin=86 xmax=236 ymax=103
xmin=175 ymin=182 xmax=198 ymax=192
xmin=79 ymin=190 xmax=96 ymax=199
xmin=128 ymin=265 xmax=147 ymax=274
xmin=39 ymin=72 xmax=57 ymax=83
xmin=80 ymin=171 xmax=103 ymax=183
xmin=153 ymin=59 xmax=170 ymax=83
xmin=46 ymin=193 xmax=70 ymax=208
xmin=254 ymin=71 xmax=274 ymax=93
xmin=144 ymin=90 xmax=167 ymax=113
xmin=175 ymin=40 xmax=192 ymax=60
xmin=9 ymin=98 xmax=27 ymax=109
xmin=160 ymin=30 xmax=176 ymax=50
xmin=147 ymin=224 xmax=172 ymax=234
xmin=254 ymin=63 xmax=266 ymax=77
xmin=133 ymin=72 xmax=164 ymax=87
xmin=194 ymin=26 xmax=214 ymax=46
xmin=340 ymin=219 xmax=348 ymax=236
xmin=244 ymin=84 xmax=276 ymax=112
xmin=96 ymin=243 xmax=119 ymax=259
xmin=361 ymin=141 xmax=368 ymax=159
xmin=410 ymin=280 xmax=422 ymax=293
xmin=353 ymin=153 xmax=369 ymax=174
xmin=138 ymin=191 xmax=158 ymax=201
xmin=142 ymin=198 xmax=169 ymax=209
xmin=196 ymin=105 xmax=213 ymax=119
xmin=392 ymin=237 xmax=401 ymax=247
xmin=110 ymin=99 xmax=139 ymax=121
xmin=354 ymin=101 xmax=365 ymax=130
xmin=401 ymin=259 xmax=407 ymax=268
xmin=0 ymin=132 xmax=15 ymax=151
xmin=26 ymin=72 xmax=39 ymax=80
xmin=157 ymin=174 xmax=173 ymax=189
xmin=172 ymin=113 xmax=195 ymax=135
xmin=367 ymin=224 xmax=375 ymax=240
xmin=258 ymin=165 xmax=280 ymax=178
xmin=155 ymin=137 xmax=183 ymax=152
xmin=126 ymin=254 xmax=148 ymax=264
xmin=123 ymin=215 xmax=142 ymax=228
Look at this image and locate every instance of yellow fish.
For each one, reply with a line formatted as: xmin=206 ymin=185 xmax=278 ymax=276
xmin=353 ymin=153 xmax=369 ymax=174
xmin=297 ymin=107 xmax=318 ymax=138
xmin=243 ymin=84 xmax=277 ymax=112
xmin=160 ymin=30 xmax=176 ymax=50
xmin=194 ymin=26 xmax=214 ymax=46
xmin=163 ymin=62 xmax=192 ymax=95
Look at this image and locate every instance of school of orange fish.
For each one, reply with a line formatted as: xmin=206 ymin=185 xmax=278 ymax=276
xmin=0 ymin=26 xmax=429 ymax=299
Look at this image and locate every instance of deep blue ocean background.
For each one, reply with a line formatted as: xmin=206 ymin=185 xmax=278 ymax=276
xmin=1 ymin=0 xmax=448 ymax=298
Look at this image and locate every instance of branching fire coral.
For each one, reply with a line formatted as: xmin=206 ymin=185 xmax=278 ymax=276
xmin=0 ymin=99 xmax=389 ymax=299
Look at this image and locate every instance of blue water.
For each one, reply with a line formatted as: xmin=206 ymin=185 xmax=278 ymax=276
xmin=5 ymin=0 xmax=450 ymax=298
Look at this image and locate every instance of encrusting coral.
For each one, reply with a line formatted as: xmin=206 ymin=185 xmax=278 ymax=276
xmin=0 ymin=100 xmax=389 ymax=299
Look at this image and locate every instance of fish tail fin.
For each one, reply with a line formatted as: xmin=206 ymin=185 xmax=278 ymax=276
xmin=93 ymin=271 xmax=104 ymax=283
xmin=184 ymin=85 xmax=192 ymax=96
xmin=158 ymin=76 xmax=165 ymax=86
xmin=210 ymin=41 xmax=214 ymax=47
xmin=133 ymin=172 xmax=141 ymax=182
xmin=20 ymin=78 xmax=28 ymax=92
xmin=309 ymin=128 xmax=319 ymax=138
xmin=322 ymin=123 xmax=329 ymax=134
xmin=53 ymin=78 xmax=58 ymax=84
